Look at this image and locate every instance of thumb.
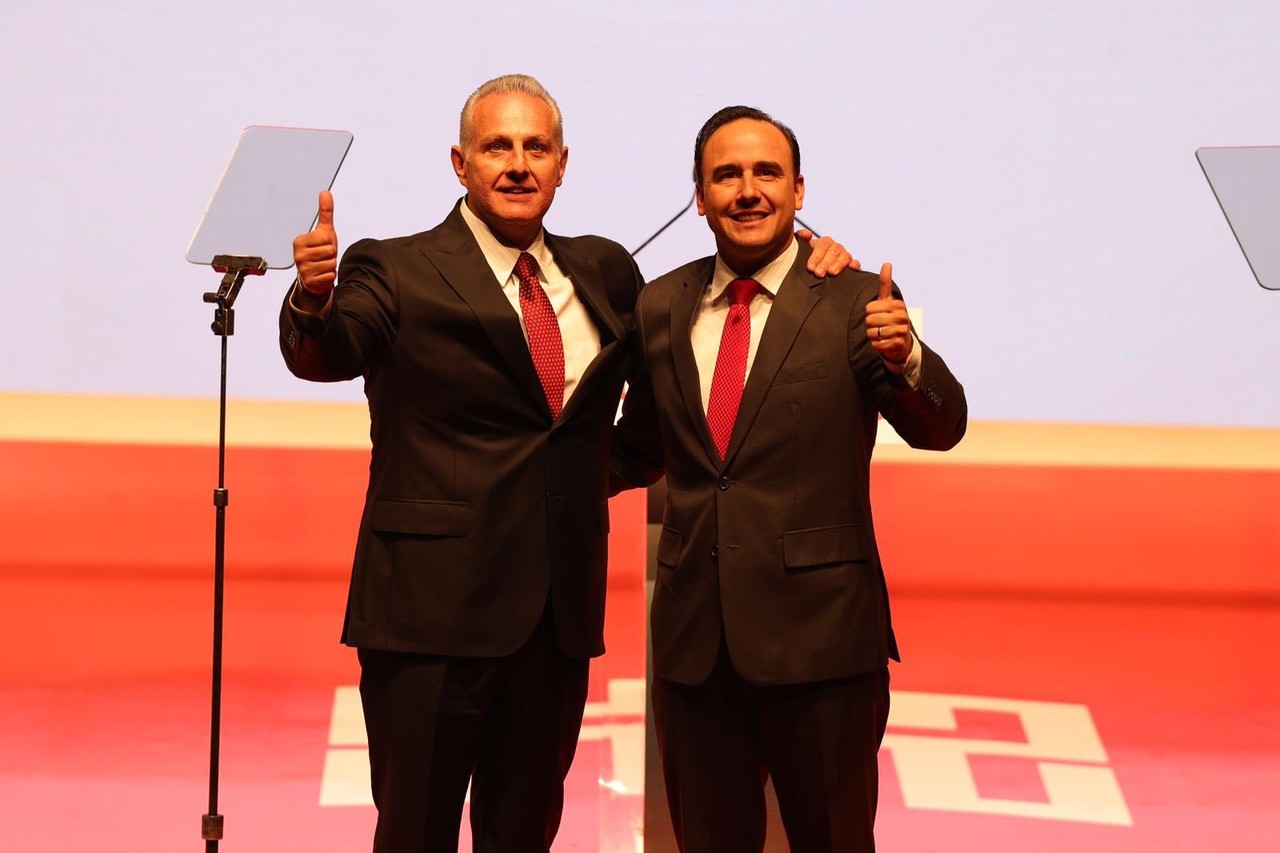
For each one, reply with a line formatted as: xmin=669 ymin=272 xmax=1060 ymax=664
xmin=316 ymin=190 xmax=335 ymax=233
xmin=878 ymin=262 xmax=893 ymax=302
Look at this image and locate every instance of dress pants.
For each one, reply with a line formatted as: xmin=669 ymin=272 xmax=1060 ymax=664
xmin=357 ymin=605 xmax=590 ymax=853
xmin=652 ymin=645 xmax=890 ymax=853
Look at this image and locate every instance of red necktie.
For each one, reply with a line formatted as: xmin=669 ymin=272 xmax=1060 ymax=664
xmin=514 ymin=252 xmax=565 ymax=418
xmin=706 ymin=277 xmax=760 ymax=459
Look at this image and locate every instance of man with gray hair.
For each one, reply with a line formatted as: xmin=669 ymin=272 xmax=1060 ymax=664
xmin=283 ymin=76 xmax=851 ymax=851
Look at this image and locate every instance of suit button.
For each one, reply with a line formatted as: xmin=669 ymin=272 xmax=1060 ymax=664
xmin=710 ymin=546 xmax=719 ymax=559
xmin=718 ymin=476 xmax=730 ymax=491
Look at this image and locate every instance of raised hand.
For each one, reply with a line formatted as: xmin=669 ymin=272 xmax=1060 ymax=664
xmin=293 ymin=190 xmax=338 ymax=296
xmin=797 ymin=228 xmax=860 ymax=277
xmin=865 ymin=262 xmax=912 ymax=368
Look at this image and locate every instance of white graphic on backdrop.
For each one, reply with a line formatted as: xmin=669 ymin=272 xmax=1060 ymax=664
xmin=320 ymin=679 xmax=1130 ymax=827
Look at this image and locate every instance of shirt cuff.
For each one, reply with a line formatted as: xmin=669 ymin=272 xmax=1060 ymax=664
xmin=288 ymin=277 xmax=334 ymax=318
xmin=900 ymin=334 xmax=922 ymax=390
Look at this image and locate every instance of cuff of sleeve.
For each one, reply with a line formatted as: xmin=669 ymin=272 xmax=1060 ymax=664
xmin=900 ymin=334 xmax=922 ymax=390
xmin=288 ymin=277 xmax=334 ymax=318
xmin=884 ymin=334 xmax=922 ymax=390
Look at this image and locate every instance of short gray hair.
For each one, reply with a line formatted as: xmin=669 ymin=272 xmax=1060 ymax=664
xmin=459 ymin=74 xmax=563 ymax=151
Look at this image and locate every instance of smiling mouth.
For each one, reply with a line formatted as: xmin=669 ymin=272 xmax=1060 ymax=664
xmin=730 ymin=211 xmax=769 ymax=223
xmin=499 ymin=187 xmax=536 ymax=195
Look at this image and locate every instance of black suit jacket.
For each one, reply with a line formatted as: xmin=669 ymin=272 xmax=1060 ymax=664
xmin=612 ymin=242 xmax=967 ymax=686
xmin=281 ymin=200 xmax=644 ymax=660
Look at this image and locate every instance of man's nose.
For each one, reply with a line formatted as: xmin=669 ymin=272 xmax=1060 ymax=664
xmin=507 ymin=146 xmax=529 ymax=175
xmin=737 ymin=174 xmax=759 ymax=203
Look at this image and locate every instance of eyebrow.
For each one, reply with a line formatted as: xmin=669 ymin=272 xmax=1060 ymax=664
xmin=478 ymin=132 xmax=556 ymax=146
xmin=712 ymin=159 xmax=785 ymax=175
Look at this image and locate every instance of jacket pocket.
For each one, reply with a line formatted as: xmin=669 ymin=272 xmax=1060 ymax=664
xmin=656 ymin=526 xmax=683 ymax=569
xmin=369 ymin=499 xmax=470 ymax=537
xmin=782 ymin=524 xmax=868 ymax=570
xmin=773 ymin=360 xmax=829 ymax=386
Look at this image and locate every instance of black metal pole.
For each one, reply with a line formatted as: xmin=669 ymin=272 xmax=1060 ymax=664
xmin=199 ymin=256 xmax=264 ymax=850
xmin=203 ymin=299 xmax=231 ymax=851
xmin=630 ymin=192 xmax=696 ymax=257
xmin=628 ymin=193 xmax=820 ymax=259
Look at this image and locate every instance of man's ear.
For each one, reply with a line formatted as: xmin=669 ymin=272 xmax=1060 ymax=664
xmin=556 ymin=145 xmax=569 ymax=187
xmin=450 ymin=146 xmax=466 ymax=185
xmin=695 ymin=183 xmax=706 ymax=216
xmin=794 ymin=172 xmax=805 ymax=211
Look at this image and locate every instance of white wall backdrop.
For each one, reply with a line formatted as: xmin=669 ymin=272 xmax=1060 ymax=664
xmin=2 ymin=0 xmax=1278 ymax=427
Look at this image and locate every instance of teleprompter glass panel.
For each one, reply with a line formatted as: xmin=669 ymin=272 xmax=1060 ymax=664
xmin=186 ymin=126 xmax=352 ymax=270
xmin=1197 ymin=145 xmax=1280 ymax=291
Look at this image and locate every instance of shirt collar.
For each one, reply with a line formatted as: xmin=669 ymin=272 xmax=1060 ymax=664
xmin=458 ymin=196 xmax=553 ymax=284
xmin=708 ymin=237 xmax=799 ymax=302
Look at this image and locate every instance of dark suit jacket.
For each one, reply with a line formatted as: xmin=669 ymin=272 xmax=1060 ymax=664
xmin=281 ymin=200 xmax=644 ymax=660
xmin=612 ymin=242 xmax=967 ymax=687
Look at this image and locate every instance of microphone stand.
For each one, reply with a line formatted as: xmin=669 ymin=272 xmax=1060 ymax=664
xmin=628 ymin=190 xmax=821 ymax=258
xmin=631 ymin=192 xmax=695 ymax=256
xmin=199 ymin=254 xmax=267 ymax=851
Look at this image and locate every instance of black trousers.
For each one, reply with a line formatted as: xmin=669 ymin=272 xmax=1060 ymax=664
xmin=357 ymin=607 xmax=590 ymax=853
xmin=653 ymin=647 xmax=890 ymax=853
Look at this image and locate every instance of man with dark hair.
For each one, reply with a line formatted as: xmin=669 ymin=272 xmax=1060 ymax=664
xmin=612 ymin=105 xmax=968 ymax=851
xmin=691 ymin=104 xmax=801 ymax=183
xmin=282 ymin=80 xmax=853 ymax=852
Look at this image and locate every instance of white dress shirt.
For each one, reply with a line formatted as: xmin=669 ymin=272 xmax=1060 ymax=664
xmin=459 ymin=200 xmax=601 ymax=407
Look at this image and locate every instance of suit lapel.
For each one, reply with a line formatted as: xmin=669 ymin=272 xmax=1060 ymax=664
xmin=671 ymin=259 xmax=720 ymax=462
xmin=545 ymin=232 xmax=628 ymax=421
xmin=722 ymin=257 xmax=820 ymax=463
xmin=420 ymin=203 xmax=549 ymax=416
xmin=545 ymin=233 xmax=624 ymax=347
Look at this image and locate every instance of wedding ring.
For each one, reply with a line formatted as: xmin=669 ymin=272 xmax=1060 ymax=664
xmin=877 ymin=326 xmax=884 ymax=339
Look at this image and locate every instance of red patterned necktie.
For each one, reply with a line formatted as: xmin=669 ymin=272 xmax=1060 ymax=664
xmin=514 ymin=252 xmax=565 ymax=418
xmin=705 ymin=277 xmax=760 ymax=459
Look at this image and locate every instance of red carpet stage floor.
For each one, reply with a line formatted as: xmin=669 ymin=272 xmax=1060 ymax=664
xmin=1 ymin=425 xmax=1277 ymax=851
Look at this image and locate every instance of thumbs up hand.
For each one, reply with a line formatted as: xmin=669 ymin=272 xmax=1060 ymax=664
xmin=864 ymin=262 xmax=912 ymax=369
xmin=293 ymin=190 xmax=338 ymax=296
